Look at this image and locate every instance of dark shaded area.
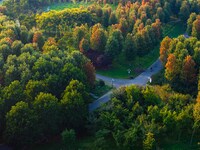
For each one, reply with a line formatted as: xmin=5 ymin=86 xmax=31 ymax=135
xmin=85 ymin=50 xmax=112 ymax=68
xmin=0 ymin=145 xmax=12 ymax=150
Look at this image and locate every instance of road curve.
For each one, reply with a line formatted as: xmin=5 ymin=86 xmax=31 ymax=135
xmin=89 ymin=59 xmax=163 ymax=112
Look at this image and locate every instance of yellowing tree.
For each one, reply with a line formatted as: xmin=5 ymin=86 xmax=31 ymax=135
xmin=181 ymin=55 xmax=197 ymax=84
xmin=160 ymin=36 xmax=172 ymax=65
xmin=90 ymin=25 xmax=107 ymax=52
xmin=165 ymin=54 xmax=180 ymax=81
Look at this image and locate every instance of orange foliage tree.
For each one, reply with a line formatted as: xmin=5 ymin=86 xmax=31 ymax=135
xmin=181 ymin=55 xmax=197 ymax=84
xmin=165 ymin=54 xmax=180 ymax=81
xmin=90 ymin=25 xmax=107 ymax=52
xmin=79 ymin=38 xmax=89 ymax=53
xmin=160 ymin=36 xmax=172 ymax=65
xmin=32 ymin=31 xmax=44 ymax=50
xmin=152 ymin=19 xmax=161 ymax=40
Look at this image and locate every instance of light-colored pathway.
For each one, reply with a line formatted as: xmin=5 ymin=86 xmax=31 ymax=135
xmin=89 ymin=59 xmax=163 ymax=112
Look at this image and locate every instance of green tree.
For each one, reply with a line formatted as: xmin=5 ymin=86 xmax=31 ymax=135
xmin=143 ymin=132 xmax=155 ymax=150
xmin=4 ymin=101 xmax=38 ymax=146
xmin=79 ymin=38 xmax=89 ymax=53
xmin=179 ymin=1 xmax=190 ymax=22
xmin=20 ymin=26 xmax=29 ymax=44
xmin=73 ymin=25 xmax=89 ymax=49
xmin=193 ymin=47 xmax=200 ymax=66
xmin=156 ymin=7 xmax=165 ymax=22
xmin=190 ymin=94 xmax=200 ymax=144
xmin=142 ymin=86 xmax=161 ymax=106
xmin=24 ymin=80 xmax=47 ymax=102
xmin=192 ymin=16 xmax=200 ymax=40
xmin=3 ymin=80 xmax=25 ymax=113
xmin=124 ymin=33 xmax=136 ymax=60
xmin=0 ymin=44 xmax=10 ymax=61
xmin=102 ymin=9 xmax=109 ymax=27
xmin=20 ymin=44 xmax=35 ymax=54
xmin=109 ymin=12 xmax=118 ymax=25
xmin=105 ymin=38 xmax=119 ymax=59
xmin=105 ymin=29 xmax=123 ymax=59
xmin=33 ymin=93 xmax=61 ymax=138
xmin=11 ymin=40 xmax=24 ymax=56
xmin=187 ymin=13 xmax=197 ymax=35
xmin=61 ymin=80 xmax=88 ymax=129
xmin=42 ymin=37 xmax=58 ymax=54
xmin=61 ymin=129 xmax=76 ymax=149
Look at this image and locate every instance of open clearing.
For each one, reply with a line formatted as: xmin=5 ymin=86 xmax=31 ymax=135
xmin=44 ymin=2 xmax=117 ymax=11
xmin=97 ymin=20 xmax=186 ymax=79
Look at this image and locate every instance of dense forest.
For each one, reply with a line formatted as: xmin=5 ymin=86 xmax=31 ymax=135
xmin=0 ymin=0 xmax=200 ymax=149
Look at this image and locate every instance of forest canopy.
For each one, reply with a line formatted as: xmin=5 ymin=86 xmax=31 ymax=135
xmin=0 ymin=0 xmax=200 ymax=149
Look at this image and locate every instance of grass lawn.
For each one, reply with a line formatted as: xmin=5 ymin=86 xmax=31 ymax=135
xmin=44 ymin=2 xmax=117 ymax=11
xmin=97 ymin=45 xmax=160 ymax=78
xmin=44 ymin=2 xmax=92 ymax=11
xmin=97 ymin=20 xmax=186 ymax=79
xmin=163 ymin=21 xmax=187 ymax=38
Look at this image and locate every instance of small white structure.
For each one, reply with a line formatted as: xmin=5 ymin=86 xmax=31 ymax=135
xmin=111 ymin=79 xmax=115 ymax=87
xmin=127 ymin=69 xmax=131 ymax=75
xmin=46 ymin=6 xmax=50 ymax=12
xmin=148 ymin=77 xmax=152 ymax=83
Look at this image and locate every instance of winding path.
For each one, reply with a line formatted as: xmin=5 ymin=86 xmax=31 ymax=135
xmin=89 ymin=59 xmax=163 ymax=112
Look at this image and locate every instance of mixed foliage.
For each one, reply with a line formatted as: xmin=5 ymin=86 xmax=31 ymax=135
xmin=0 ymin=0 xmax=200 ymax=149
xmin=0 ymin=11 xmax=95 ymax=147
xmin=93 ymin=85 xmax=199 ymax=149
xmin=160 ymin=35 xmax=199 ymax=94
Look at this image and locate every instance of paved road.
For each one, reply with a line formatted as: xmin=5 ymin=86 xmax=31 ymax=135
xmin=89 ymin=59 xmax=163 ymax=112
